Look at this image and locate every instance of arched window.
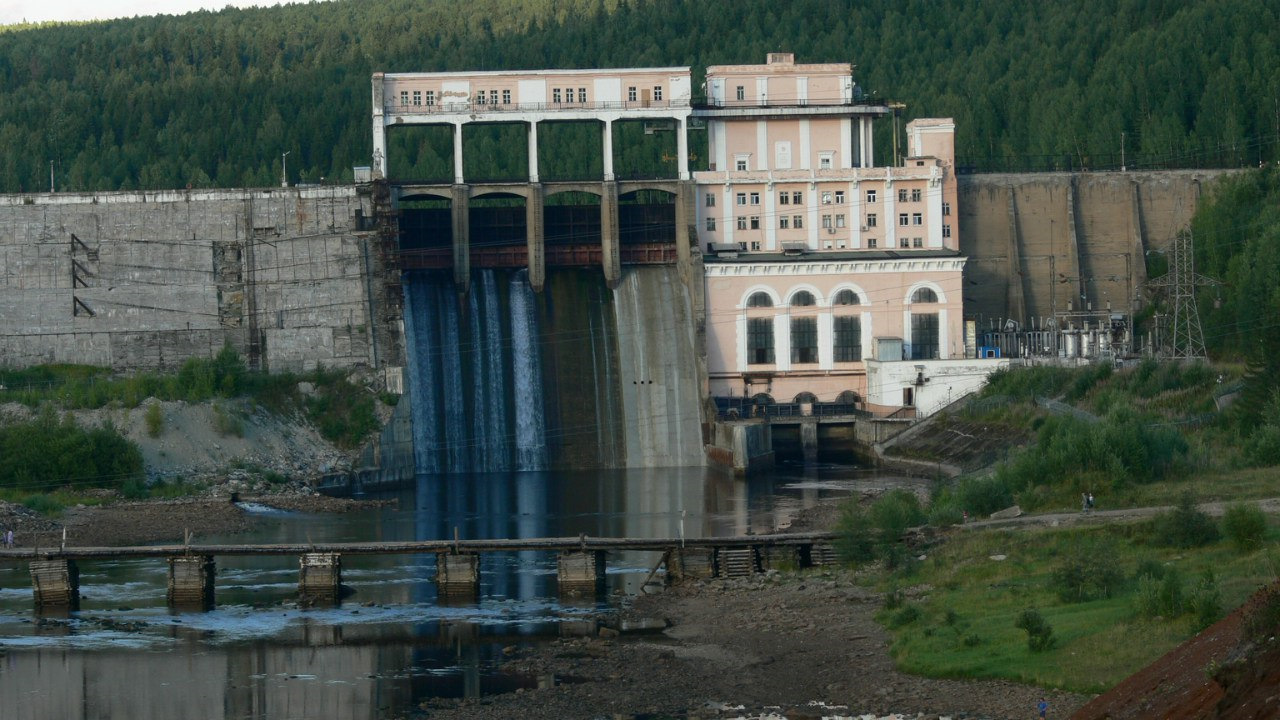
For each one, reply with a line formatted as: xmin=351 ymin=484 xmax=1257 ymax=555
xmin=836 ymin=390 xmax=861 ymax=405
xmin=911 ymin=287 xmax=939 ymax=304
xmin=746 ymin=292 xmax=774 ymax=308
xmin=790 ymin=290 xmax=816 ymax=307
xmin=752 ymin=393 xmax=775 ymax=406
xmin=794 ymin=392 xmax=818 ymax=404
xmin=747 ymin=317 xmax=774 ymax=364
xmin=833 ymin=289 xmax=860 ymax=306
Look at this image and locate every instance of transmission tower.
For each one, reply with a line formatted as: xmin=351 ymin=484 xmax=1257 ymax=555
xmin=1147 ymin=228 xmax=1218 ymax=360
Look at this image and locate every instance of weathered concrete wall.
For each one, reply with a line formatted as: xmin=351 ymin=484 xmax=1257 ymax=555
xmin=959 ymin=170 xmax=1236 ymax=328
xmin=0 ymin=186 xmax=403 ymax=375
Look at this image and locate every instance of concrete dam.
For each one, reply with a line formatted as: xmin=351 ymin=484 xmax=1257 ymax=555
xmin=0 ymin=170 xmax=1233 ymax=472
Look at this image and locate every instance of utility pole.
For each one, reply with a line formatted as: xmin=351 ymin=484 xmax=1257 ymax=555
xmin=49 ymin=161 xmax=54 ymax=193
xmin=281 ymin=151 xmax=290 ymax=188
xmin=1147 ymin=228 xmax=1218 ymax=360
xmin=888 ymin=102 xmax=906 ymax=166
xmin=1121 ymin=131 xmax=1126 ymax=172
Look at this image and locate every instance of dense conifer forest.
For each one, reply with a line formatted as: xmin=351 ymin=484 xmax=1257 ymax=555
xmin=0 ymin=0 xmax=1276 ymax=192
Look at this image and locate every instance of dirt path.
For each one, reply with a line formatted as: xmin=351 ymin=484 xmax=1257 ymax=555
xmin=964 ymin=497 xmax=1280 ymax=532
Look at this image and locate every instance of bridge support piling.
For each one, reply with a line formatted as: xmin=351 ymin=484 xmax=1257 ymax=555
xmin=674 ymin=180 xmax=693 ymax=266
xmin=31 ymin=559 xmax=79 ymax=611
xmin=167 ymin=555 xmax=216 ymax=610
xmin=800 ymin=420 xmax=819 ymax=463
xmin=298 ymin=552 xmax=342 ymax=604
xmin=716 ymin=546 xmax=761 ymax=577
xmin=806 ymin=543 xmax=839 ymax=566
xmin=760 ymin=545 xmax=804 ymax=572
xmin=601 ymin=181 xmax=621 ymax=288
xmin=451 ymin=184 xmax=470 ymax=293
xmin=435 ymin=552 xmax=480 ymax=600
xmin=526 ymin=183 xmax=545 ymax=292
xmin=557 ymin=550 xmax=607 ymax=598
xmin=668 ymin=547 xmax=717 ymax=582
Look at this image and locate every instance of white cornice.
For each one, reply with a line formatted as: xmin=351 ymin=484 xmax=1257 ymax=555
xmin=705 ymin=258 xmax=967 ymax=276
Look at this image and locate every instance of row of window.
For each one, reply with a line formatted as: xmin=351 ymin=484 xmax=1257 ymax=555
xmin=707 ymin=190 xmax=951 ymax=217
xmin=745 ymin=312 xmax=940 ymax=365
xmin=745 ymin=287 xmax=936 ymax=309
xmin=397 ymin=85 xmax=665 ymax=107
xmin=707 ymin=213 xmax=950 ymax=238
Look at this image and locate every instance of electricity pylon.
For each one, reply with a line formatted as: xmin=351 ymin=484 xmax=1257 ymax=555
xmin=1147 ymin=228 xmax=1218 ymax=360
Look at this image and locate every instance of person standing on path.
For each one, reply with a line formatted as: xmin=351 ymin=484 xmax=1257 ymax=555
xmin=1038 ymin=697 xmax=1049 ymax=719
xmin=4 ymin=528 xmax=12 ymax=548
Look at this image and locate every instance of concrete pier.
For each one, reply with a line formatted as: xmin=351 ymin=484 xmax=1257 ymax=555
xmin=601 ymin=181 xmax=621 ymax=287
xmin=556 ymin=550 xmax=607 ymax=597
xmin=30 ymin=559 xmax=79 ymax=610
xmin=298 ymin=552 xmax=342 ymax=603
xmin=526 ymin=183 xmax=545 ymax=291
xmin=451 ymin=184 xmax=470 ymax=292
xmin=435 ymin=552 xmax=480 ymax=599
xmin=167 ymin=555 xmax=216 ymax=609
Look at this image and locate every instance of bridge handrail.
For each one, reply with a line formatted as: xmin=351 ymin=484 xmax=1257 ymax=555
xmin=0 ymin=531 xmax=837 ymax=561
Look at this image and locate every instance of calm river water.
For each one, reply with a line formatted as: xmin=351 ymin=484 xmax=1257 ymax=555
xmin=0 ymin=464 xmax=909 ymax=719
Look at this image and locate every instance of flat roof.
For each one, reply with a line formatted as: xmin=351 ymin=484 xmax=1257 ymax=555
xmin=380 ymin=67 xmax=691 ymax=79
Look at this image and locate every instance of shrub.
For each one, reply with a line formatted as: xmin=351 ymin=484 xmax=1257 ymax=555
xmin=1135 ymin=573 xmax=1163 ymax=618
xmin=834 ymin=503 xmax=876 ymax=565
xmin=1243 ymin=586 xmax=1280 ymax=641
xmin=869 ymin=489 xmax=926 ymax=543
xmin=1222 ymin=502 xmax=1268 ymax=553
xmin=889 ymin=604 xmax=921 ymax=628
xmin=927 ymin=498 xmax=965 ymax=527
xmin=144 ymin=402 xmax=164 ymax=438
xmin=121 ymin=477 xmax=150 ymax=499
xmin=1187 ymin=570 xmax=1222 ymax=630
xmin=22 ymin=494 xmax=65 ymax=515
xmin=1151 ymin=492 xmax=1220 ymax=548
xmin=1052 ymin=542 xmax=1125 ymax=603
xmin=1132 ymin=557 xmax=1166 ymax=582
xmin=212 ymin=402 xmax=245 ymax=438
xmin=1014 ymin=608 xmax=1055 ymax=652
xmin=956 ymin=475 xmax=1014 ymax=517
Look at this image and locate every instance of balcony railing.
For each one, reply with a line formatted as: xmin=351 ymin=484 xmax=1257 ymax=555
xmin=385 ymin=99 xmax=692 ymax=114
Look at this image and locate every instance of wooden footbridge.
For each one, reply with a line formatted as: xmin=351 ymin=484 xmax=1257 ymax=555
xmin=0 ymin=532 xmax=838 ymax=611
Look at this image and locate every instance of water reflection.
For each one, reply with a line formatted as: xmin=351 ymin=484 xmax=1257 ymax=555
xmin=0 ymin=465 xmax=892 ymax=719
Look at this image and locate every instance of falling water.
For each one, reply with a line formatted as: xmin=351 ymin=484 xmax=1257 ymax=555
xmin=509 ymin=270 xmax=548 ymax=470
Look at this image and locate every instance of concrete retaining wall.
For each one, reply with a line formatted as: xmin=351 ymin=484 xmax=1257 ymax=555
xmin=0 ymin=186 xmax=402 ymax=374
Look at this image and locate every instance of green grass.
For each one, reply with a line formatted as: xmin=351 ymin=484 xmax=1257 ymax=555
xmin=870 ymin=522 xmax=1280 ymax=693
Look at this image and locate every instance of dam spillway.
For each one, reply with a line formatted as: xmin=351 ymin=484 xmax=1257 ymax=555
xmin=402 ymin=266 xmax=703 ymax=473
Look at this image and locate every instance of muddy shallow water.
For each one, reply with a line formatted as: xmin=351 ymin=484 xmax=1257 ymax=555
xmin=0 ymin=464 xmax=910 ymax=719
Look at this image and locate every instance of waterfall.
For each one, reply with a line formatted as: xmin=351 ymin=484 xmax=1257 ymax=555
xmin=403 ymin=280 xmax=441 ymax=474
xmin=509 ymin=270 xmax=547 ymax=470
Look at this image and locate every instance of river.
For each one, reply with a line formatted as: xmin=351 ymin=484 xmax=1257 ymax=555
xmin=0 ymin=464 xmax=911 ymax=719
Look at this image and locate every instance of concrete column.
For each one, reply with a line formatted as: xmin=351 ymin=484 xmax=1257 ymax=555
xmin=800 ymin=420 xmax=819 ymax=463
xmin=452 ymin=121 xmax=465 ymax=184
xmin=1128 ymin=181 xmax=1148 ymax=311
xmin=677 ymin=117 xmax=690 ymax=180
xmin=674 ymin=180 xmax=692 ymax=265
xmin=884 ymin=173 xmax=897 ymax=249
xmin=601 ymin=181 xmax=621 ymax=288
xmin=764 ymin=184 xmax=777 ymax=251
xmin=30 ymin=559 xmax=79 ymax=611
xmin=527 ymin=121 xmax=540 ymax=183
xmin=927 ymin=174 xmax=944 ymax=248
xmin=435 ymin=552 xmax=480 ymax=599
xmin=818 ymin=310 xmax=833 ymax=369
xmin=167 ymin=555 xmax=216 ymax=610
xmin=298 ymin=552 xmax=342 ymax=604
xmin=556 ymin=550 xmax=607 ymax=598
xmin=371 ymin=73 xmax=388 ymax=179
xmin=602 ymin=119 xmax=615 ymax=181
xmin=526 ymin=183 xmax=545 ymax=292
xmin=451 ymin=184 xmax=470 ymax=293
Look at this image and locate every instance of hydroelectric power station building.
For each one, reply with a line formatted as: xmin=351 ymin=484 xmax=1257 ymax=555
xmin=372 ymin=53 xmax=968 ymax=423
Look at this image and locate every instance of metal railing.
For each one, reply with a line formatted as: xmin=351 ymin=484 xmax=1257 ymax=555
xmin=386 ymin=99 xmax=692 ymax=114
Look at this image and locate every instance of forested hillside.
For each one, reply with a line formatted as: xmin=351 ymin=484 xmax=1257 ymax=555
xmin=0 ymin=0 xmax=1276 ymax=192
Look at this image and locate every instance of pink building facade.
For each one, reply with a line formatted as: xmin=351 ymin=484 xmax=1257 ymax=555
xmin=694 ymin=54 xmax=963 ymax=409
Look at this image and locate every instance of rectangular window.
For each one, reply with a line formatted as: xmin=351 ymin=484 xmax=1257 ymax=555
xmin=900 ymin=238 xmax=910 ymax=248
xmin=822 ymin=191 xmax=832 ymax=204
xmin=502 ymin=89 xmax=511 ymax=104
xmin=736 ymin=192 xmax=747 ymax=206
xmin=706 ymin=193 xmax=716 ymax=207
xmin=400 ymin=91 xmax=409 ymax=106
xmin=791 ymin=317 xmax=818 ymax=364
xmin=792 ymin=191 xmax=802 ymax=204
xmin=490 ymin=90 xmax=499 ymax=104
xmin=477 ymin=91 xmax=487 ymax=105
xmin=425 ymin=90 xmax=435 ymax=106
xmin=833 ymin=316 xmax=862 ymax=362
xmin=943 ymin=224 xmax=952 ymax=238
xmin=748 ymin=317 xmax=775 ymax=364
xmin=553 ymin=88 xmax=562 ymax=103
xmin=911 ymin=188 xmax=922 ymax=202
xmin=867 ymin=213 xmax=878 ymax=228
xmin=913 ymin=237 xmax=923 ymax=248
xmin=899 ymin=213 xmax=909 ymax=226
xmin=751 ymin=240 xmax=761 ymax=250
xmin=822 ymin=214 xmax=832 ymax=229
xmin=834 ymin=191 xmax=845 ymax=204
xmin=898 ymin=188 xmax=908 ymax=202
xmin=749 ymin=192 xmax=760 ymax=205
xmin=867 ymin=238 xmax=878 ymax=248
xmin=779 ymin=192 xmax=790 ymax=205
xmin=911 ymin=313 xmax=940 ymax=360
xmin=412 ymin=90 xmax=422 ymax=106
xmin=943 ymin=202 xmax=952 ymax=216
xmin=653 ymin=86 xmax=663 ymax=101
xmin=736 ymin=159 xmax=748 ymax=171
xmin=912 ymin=213 xmax=923 ymax=225
xmin=578 ymin=88 xmax=587 ymax=103
xmin=628 ymin=86 xmax=637 ymax=102
xmin=779 ymin=216 xmax=790 ymax=229
xmin=706 ymin=217 xmax=716 ymax=231
xmin=736 ymin=85 xmax=745 ymax=101
xmin=819 ymin=153 xmax=833 ymax=169
xmin=866 ymin=189 xmax=877 ymax=203
xmin=737 ymin=216 xmax=748 ymax=230
xmin=793 ymin=215 xmax=804 ymax=229
xmin=836 ymin=214 xmax=846 ymax=228
xmin=750 ymin=216 xmax=760 ymax=230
